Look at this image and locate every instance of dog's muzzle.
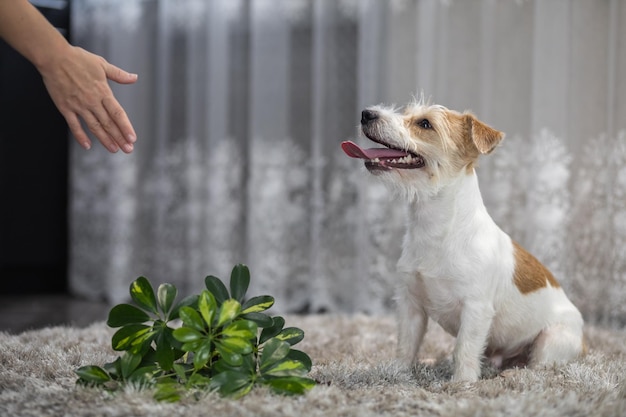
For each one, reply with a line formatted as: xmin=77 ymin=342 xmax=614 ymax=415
xmin=340 ymin=110 xmax=425 ymax=171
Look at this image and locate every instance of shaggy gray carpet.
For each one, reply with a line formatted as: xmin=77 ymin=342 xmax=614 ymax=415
xmin=1 ymin=315 xmax=625 ymax=417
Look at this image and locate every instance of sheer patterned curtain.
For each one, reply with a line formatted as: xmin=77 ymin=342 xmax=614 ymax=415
xmin=70 ymin=0 xmax=626 ymax=325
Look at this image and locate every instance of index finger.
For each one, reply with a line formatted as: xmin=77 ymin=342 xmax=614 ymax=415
xmin=102 ymin=97 xmax=137 ymax=144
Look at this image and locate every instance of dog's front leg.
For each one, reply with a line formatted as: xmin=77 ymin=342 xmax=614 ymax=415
xmin=452 ymin=300 xmax=495 ymax=382
xmin=396 ymin=282 xmax=428 ymax=365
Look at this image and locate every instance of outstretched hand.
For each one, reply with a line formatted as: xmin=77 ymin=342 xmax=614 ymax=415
xmin=0 ymin=0 xmax=139 ymax=153
xmin=40 ymin=46 xmax=138 ymax=153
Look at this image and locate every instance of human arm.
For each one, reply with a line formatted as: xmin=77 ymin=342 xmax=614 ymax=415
xmin=0 ymin=0 xmax=138 ymax=153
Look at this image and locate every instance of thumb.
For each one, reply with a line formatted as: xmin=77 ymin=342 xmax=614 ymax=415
xmin=105 ymin=63 xmax=138 ymax=85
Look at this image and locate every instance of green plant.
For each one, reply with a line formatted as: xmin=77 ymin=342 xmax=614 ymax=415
xmin=75 ymin=264 xmax=316 ymax=401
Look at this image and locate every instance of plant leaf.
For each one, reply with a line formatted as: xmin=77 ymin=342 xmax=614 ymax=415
xmin=286 ymin=349 xmax=313 ymax=372
xmin=155 ymin=332 xmax=175 ymax=371
xmin=103 ymin=357 xmax=121 ymax=380
xmin=137 ymin=347 xmax=157 ymax=366
xmin=276 ymin=327 xmax=305 ymax=346
xmin=217 ymin=337 xmax=253 ymax=355
xmin=198 ymin=290 xmax=217 ymax=328
xmin=129 ymin=329 xmax=159 ymax=355
xmin=215 ymin=343 xmax=243 ymax=366
xmin=170 ymin=294 xmax=199 ymax=320
xmin=120 ymin=352 xmax=142 ymax=379
xmin=216 ymin=299 xmax=241 ymax=328
xmin=75 ymin=365 xmax=111 ymax=384
xmin=241 ymin=295 xmax=274 ymax=314
xmin=172 ymin=327 xmax=204 ymax=344
xmin=241 ymin=312 xmax=273 ymax=328
xmin=106 ymin=304 xmax=152 ymax=328
xmin=211 ymin=371 xmax=254 ymax=398
xmin=213 ymin=354 xmax=256 ymax=375
xmin=263 ymin=376 xmax=316 ymax=396
xmin=193 ymin=340 xmax=213 ymax=370
xmin=128 ymin=366 xmax=157 ymax=385
xmin=259 ymin=316 xmax=285 ymax=344
xmin=161 ymin=325 xmax=183 ymax=354
xmin=262 ymin=359 xmax=307 ymax=377
xmin=130 ymin=277 xmax=158 ymax=314
xmin=260 ymin=338 xmax=290 ymax=370
xmin=178 ymin=306 xmax=205 ymax=332
xmin=157 ymin=283 xmax=177 ymax=317
xmin=181 ymin=340 xmax=203 ymax=352
xmin=111 ymin=324 xmax=152 ymax=351
xmin=222 ymin=320 xmax=257 ymax=340
xmin=154 ymin=381 xmax=182 ymax=402
xmin=172 ymin=363 xmax=188 ymax=383
xmin=187 ymin=373 xmax=212 ymax=388
xmin=204 ymin=275 xmax=229 ymax=305
xmin=229 ymin=264 xmax=250 ymax=302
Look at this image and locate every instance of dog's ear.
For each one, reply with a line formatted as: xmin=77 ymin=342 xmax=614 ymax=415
xmin=465 ymin=114 xmax=505 ymax=154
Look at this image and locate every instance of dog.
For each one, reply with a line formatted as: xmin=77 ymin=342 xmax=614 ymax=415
xmin=341 ymin=100 xmax=585 ymax=382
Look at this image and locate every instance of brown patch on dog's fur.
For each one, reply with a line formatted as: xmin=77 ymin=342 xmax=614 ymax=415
xmin=451 ymin=112 xmax=481 ymax=172
xmin=513 ymin=241 xmax=561 ymax=294
xmin=405 ymin=108 xmax=450 ymax=148
xmin=450 ymin=112 xmax=504 ymax=173
xmin=404 ymin=108 xmax=504 ymax=174
xmin=465 ymin=113 xmax=504 ymax=155
xmin=399 ymin=105 xmax=504 ymax=177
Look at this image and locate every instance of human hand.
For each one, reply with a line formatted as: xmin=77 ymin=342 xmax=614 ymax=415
xmin=40 ymin=46 xmax=138 ymax=153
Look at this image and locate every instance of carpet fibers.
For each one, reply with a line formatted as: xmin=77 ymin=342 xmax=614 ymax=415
xmin=1 ymin=315 xmax=625 ymax=417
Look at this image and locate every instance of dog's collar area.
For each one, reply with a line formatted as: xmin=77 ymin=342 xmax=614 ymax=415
xmin=341 ymin=140 xmax=425 ymax=170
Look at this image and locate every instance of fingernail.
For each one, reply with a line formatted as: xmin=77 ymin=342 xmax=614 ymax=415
xmin=128 ymin=134 xmax=137 ymax=143
xmin=109 ymin=144 xmax=119 ymax=153
xmin=124 ymin=143 xmax=134 ymax=153
xmin=83 ymin=142 xmax=91 ymax=150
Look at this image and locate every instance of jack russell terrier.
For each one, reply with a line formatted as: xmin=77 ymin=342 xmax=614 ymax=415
xmin=341 ymin=101 xmax=585 ymax=382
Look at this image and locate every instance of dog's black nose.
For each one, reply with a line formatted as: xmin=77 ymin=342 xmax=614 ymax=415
xmin=361 ymin=109 xmax=378 ymax=125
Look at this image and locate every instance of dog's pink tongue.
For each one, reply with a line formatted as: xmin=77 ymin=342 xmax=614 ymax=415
xmin=341 ymin=141 xmax=408 ymax=160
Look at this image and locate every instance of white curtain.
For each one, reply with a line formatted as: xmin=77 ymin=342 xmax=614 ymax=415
xmin=70 ymin=0 xmax=626 ymax=326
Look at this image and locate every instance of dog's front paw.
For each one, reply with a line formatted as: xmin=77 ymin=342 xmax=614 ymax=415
xmin=451 ymin=366 xmax=480 ymax=383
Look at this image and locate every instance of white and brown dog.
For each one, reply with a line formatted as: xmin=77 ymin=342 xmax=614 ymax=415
xmin=341 ymin=101 xmax=585 ymax=382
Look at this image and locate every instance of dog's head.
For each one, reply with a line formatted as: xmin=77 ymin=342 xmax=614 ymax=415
xmin=341 ymin=101 xmax=504 ymax=200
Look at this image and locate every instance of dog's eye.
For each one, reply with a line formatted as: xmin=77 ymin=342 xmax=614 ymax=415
xmin=417 ymin=119 xmax=432 ymax=129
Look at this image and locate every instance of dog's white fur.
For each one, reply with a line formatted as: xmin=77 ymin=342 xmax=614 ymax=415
xmin=359 ymin=101 xmax=585 ymax=382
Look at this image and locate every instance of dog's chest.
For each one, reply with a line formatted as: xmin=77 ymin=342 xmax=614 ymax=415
xmin=399 ymin=203 xmax=508 ymax=337
xmin=410 ymin=271 xmax=467 ymax=336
